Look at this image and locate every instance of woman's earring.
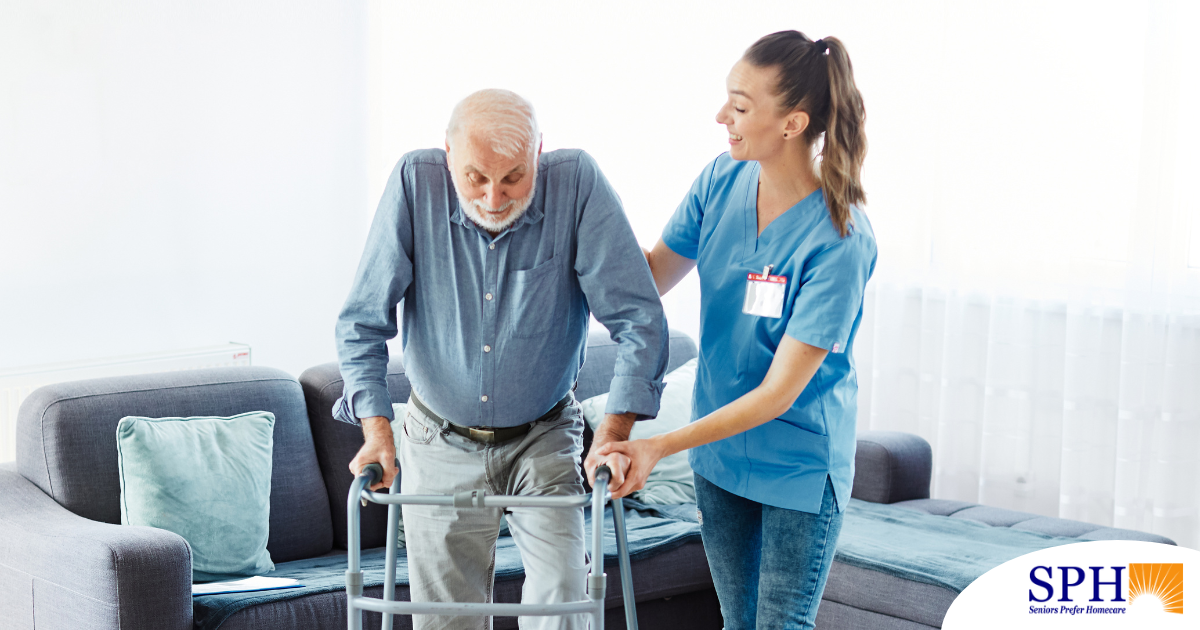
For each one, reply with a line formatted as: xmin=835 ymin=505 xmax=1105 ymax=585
xmin=783 ymin=133 xmax=790 ymax=139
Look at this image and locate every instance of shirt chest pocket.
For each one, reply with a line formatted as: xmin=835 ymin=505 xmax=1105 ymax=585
xmin=503 ymin=254 xmax=564 ymax=339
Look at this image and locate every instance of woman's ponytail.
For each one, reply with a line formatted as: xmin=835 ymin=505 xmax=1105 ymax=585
xmin=818 ymin=37 xmax=866 ymax=238
xmin=744 ymin=32 xmax=867 ymax=237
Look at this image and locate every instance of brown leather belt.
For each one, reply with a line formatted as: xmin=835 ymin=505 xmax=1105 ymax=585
xmin=409 ymin=391 xmax=573 ymax=445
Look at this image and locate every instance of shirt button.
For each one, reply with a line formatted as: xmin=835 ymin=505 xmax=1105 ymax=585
xmin=481 ymin=395 xmax=489 ymax=402
xmin=489 ymin=243 xmax=496 ymax=250
xmin=483 ymin=345 xmax=491 ymax=352
xmin=485 ymin=293 xmax=493 ymax=301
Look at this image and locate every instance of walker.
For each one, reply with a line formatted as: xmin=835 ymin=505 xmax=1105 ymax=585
xmin=346 ymin=462 xmax=639 ymax=630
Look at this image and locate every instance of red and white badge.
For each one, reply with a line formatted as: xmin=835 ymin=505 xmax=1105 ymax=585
xmin=743 ymin=265 xmax=787 ymax=319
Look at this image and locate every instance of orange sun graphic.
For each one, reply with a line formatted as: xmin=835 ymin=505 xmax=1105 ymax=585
xmin=1128 ymin=563 xmax=1183 ymax=614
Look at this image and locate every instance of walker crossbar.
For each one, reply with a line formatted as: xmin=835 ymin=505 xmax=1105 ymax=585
xmin=346 ymin=463 xmax=639 ymax=630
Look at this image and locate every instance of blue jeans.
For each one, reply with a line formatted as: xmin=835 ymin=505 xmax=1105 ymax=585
xmin=695 ymin=474 xmax=844 ymax=630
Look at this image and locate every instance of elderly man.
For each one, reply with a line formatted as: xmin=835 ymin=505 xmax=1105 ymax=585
xmin=333 ymin=89 xmax=668 ymax=629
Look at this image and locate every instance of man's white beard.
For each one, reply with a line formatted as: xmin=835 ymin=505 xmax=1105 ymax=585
xmin=456 ymin=180 xmax=537 ymax=233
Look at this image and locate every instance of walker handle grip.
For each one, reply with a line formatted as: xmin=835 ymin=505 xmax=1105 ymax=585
xmin=361 ymin=463 xmax=384 ymax=486
xmin=595 ymin=464 xmax=612 ymax=487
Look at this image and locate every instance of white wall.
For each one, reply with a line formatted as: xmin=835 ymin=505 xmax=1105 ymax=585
xmin=368 ymin=0 xmax=1030 ymax=343
xmin=374 ymin=0 xmax=1200 ymax=336
xmin=0 ymin=1 xmax=371 ymax=376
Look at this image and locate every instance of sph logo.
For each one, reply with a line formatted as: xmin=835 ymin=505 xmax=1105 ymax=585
xmin=1028 ymin=566 xmax=1126 ymax=603
xmin=1028 ymin=563 xmax=1183 ymax=615
xmin=943 ymin=541 xmax=1195 ymax=628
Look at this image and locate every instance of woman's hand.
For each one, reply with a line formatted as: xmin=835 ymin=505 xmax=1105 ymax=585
xmin=598 ymin=337 xmax=828 ymax=480
xmin=596 ymin=436 xmax=670 ymax=499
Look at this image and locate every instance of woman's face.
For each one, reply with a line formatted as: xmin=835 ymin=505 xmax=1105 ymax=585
xmin=716 ymin=59 xmax=798 ymax=163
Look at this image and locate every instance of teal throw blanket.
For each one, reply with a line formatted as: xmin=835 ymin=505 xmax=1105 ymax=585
xmin=193 ymin=502 xmax=700 ymax=630
xmin=836 ymin=499 xmax=1078 ymax=592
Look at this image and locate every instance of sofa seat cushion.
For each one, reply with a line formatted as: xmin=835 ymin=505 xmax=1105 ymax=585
xmin=890 ymin=498 xmax=976 ymax=516
xmin=821 ymin=561 xmax=956 ymax=628
xmin=195 ymin=503 xmax=704 ymax=630
xmin=834 ymin=499 xmax=1078 ymax=589
xmin=826 ymin=498 xmax=1178 ymax=627
xmin=211 ymin=535 xmax=710 ymax=628
xmin=945 ymin=505 xmax=1043 ymax=528
xmin=826 ymin=499 xmax=1082 ymax=628
xmin=207 ymin=537 xmax=711 ymax=630
xmin=816 ymin=597 xmax=941 ymax=630
xmin=892 ymin=499 xmax=1176 ymax=544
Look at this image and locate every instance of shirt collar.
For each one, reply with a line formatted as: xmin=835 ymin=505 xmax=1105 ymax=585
xmin=450 ymin=192 xmax=545 ymax=235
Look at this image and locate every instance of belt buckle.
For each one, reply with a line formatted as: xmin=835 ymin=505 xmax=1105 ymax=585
xmin=468 ymin=427 xmax=496 ymax=444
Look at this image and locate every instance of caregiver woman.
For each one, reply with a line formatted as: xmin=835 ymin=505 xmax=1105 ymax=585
xmin=597 ymin=31 xmax=876 ymax=629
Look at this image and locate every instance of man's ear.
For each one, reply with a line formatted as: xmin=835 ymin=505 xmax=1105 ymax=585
xmin=536 ymin=134 xmax=543 ymax=159
xmin=783 ymin=111 xmax=810 ymax=138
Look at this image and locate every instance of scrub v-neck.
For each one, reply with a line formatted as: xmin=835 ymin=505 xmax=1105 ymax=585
xmin=741 ymin=161 xmax=821 ymax=259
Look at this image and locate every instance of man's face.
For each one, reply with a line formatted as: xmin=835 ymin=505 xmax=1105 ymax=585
xmin=447 ymin=133 xmax=539 ymax=234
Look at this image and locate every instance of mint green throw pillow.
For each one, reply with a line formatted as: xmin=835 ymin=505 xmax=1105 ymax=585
xmin=116 ymin=411 xmax=276 ymax=582
xmin=581 ymin=359 xmax=698 ymax=504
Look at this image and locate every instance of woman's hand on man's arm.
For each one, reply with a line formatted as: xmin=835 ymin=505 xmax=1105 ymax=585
xmin=645 ymin=239 xmax=696 ymax=297
xmin=598 ymin=336 xmax=828 ymax=484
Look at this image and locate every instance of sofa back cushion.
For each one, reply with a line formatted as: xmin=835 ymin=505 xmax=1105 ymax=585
xmin=16 ymin=367 xmax=333 ymax=563
xmin=576 ymin=327 xmax=698 ymax=401
xmin=577 ymin=328 xmax=698 ymax=465
xmin=301 ymin=357 xmax=413 ymax=550
xmin=300 ymin=326 xmax=698 ymax=550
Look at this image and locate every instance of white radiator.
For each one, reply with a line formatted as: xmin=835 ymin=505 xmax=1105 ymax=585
xmin=0 ymin=343 xmax=252 ymax=463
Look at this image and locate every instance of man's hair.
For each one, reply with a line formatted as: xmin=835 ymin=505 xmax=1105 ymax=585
xmin=446 ymin=89 xmax=540 ymax=159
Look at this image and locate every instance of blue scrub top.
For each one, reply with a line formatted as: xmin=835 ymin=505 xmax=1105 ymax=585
xmin=662 ymin=153 xmax=877 ymax=514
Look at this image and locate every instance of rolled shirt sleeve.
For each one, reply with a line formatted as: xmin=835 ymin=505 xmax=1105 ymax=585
xmin=332 ymin=158 xmax=415 ymax=424
xmin=572 ymin=152 xmax=669 ymax=419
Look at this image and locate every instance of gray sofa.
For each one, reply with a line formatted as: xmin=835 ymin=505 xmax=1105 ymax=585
xmin=817 ymin=436 xmax=1176 ymax=630
xmin=0 ymin=327 xmax=1175 ymax=629
xmin=0 ymin=328 xmax=713 ymax=630
xmin=297 ymin=328 xmax=718 ymax=630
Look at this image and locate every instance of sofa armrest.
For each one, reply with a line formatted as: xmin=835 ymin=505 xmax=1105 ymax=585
xmin=851 ymin=431 xmax=932 ymax=504
xmin=0 ymin=463 xmax=192 ymax=630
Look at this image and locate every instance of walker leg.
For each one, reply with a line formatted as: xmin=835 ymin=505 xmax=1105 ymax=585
xmin=382 ymin=470 xmax=402 ymax=630
xmin=347 ymin=497 xmax=364 ymax=630
xmin=347 ymin=464 xmax=381 ymax=630
xmin=590 ymin=470 xmax=610 ymax=630
xmin=611 ymin=498 xmax=638 ymax=630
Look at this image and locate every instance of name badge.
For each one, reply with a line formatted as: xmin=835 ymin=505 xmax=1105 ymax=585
xmin=743 ymin=265 xmax=786 ymax=319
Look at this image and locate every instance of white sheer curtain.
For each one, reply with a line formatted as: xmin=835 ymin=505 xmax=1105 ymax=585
xmin=854 ymin=0 xmax=1200 ymax=548
xmin=371 ymin=1 xmax=1200 ymax=548
xmin=857 ymin=288 xmax=1200 ymax=547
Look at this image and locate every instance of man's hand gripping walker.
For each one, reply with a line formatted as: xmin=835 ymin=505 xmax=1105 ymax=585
xmin=346 ymin=463 xmax=639 ymax=630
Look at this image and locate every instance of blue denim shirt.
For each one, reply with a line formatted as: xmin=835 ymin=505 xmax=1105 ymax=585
xmin=334 ymin=148 xmax=668 ymax=428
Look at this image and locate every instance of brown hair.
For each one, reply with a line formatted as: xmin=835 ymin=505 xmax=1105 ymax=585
xmin=745 ymin=31 xmax=867 ymax=237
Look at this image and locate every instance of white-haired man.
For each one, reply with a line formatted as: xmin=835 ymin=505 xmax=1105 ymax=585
xmin=333 ymin=89 xmax=668 ymax=629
